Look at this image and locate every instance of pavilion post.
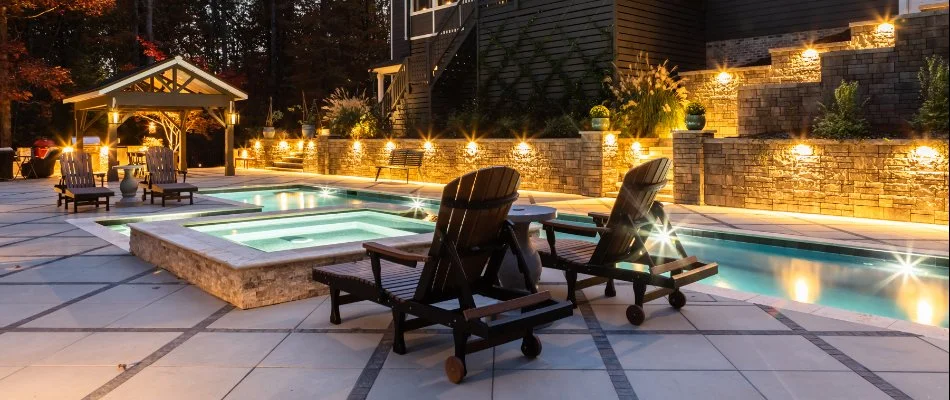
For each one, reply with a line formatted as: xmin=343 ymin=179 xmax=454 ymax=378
xmin=225 ymin=120 xmax=235 ymax=177
xmin=177 ymin=110 xmax=188 ymax=172
xmin=106 ymin=114 xmax=120 ymax=182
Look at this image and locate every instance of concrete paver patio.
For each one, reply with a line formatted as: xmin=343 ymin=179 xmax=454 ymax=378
xmin=1 ymin=168 xmax=947 ymax=399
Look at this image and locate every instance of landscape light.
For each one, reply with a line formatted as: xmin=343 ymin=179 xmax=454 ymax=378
xmin=913 ymin=145 xmax=939 ymax=161
xmin=716 ymin=71 xmax=733 ymax=85
xmin=253 ymin=140 xmax=262 ymax=149
xmin=631 ymin=141 xmax=642 ymax=153
xmin=352 ymin=140 xmax=362 ymax=151
xmin=793 ymin=143 xmax=813 ymax=157
xmin=877 ymin=21 xmax=895 ymax=34
xmin=423 ymin=140 xmax=434 ymax=151
xmin=466 ymin=141 xmax=478 ymax=155
xmin=517 ymin=141 xmax=530 ymax=155
xmin=99 ymin=145 xmax=109 ymax=156
xmin=63 ymin=146 xmax=74 ymax=153
xmin=604 ymin=133 xmax=617 ymax=146
xmin=801 ymin=48 xmax=819 ymax=60
xmin=385 ymin=141 xmax=396 ymax=151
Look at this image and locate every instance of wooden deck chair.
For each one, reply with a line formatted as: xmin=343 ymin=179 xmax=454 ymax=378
xmin=532 ymin=158 xmax=718 ymax=325
xmin=313 ymin=166 xmax=573 ymax=384
xmin=140 ymin=147 xmax=197 ymax=206
xmin=58 ymin=151 xmax=114 ymax=213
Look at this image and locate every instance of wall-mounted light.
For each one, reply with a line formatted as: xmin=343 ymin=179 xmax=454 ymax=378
xmin=63 ymin=146 xmax=74 ymax=153
xmin=801 ymin=48 xmax=819 ymax=60
xmin=385 ymin=141 xmax=396 ymax=151
xmin=793 ymin=143 xmax=813 ymax=157
xmin=423 ymin=140 xmax=434 ymax=151
xmin=307 ymin=140 xmax=316 ymax=149
xmin=278 ymin=140 xmax=289 ymax=151
xmin=465 ymin=141 xmax=478 ymax=156
xmin=297 ymin=140 xmax=305 ymax=151
xmin=912 ymin=145 xmax=940 ymax=162
xmin=631 ymin=141 xmax=642 ymax=154
xmin=240 ymin=149 xmax=249 ymax=159
xmin=99 ymin=145 xmax=109 ymax=157
xmin=352 ymin=140 xmax=363 ymax=151
xmin=253 ymin=140 xmax=262 ymax=149
xmin=109 ymin=110 xmax=121 ymax=124
xmin=228 ymin=111 xmax=240 ymax=126
xmin=716 ymin=71 xmax=733 ymax=85
xmin=604 ymin=133 xmax=617 ymax=146
xmin=516 ymin=141 xmax=531 ymax=155
xmin=876 ymin=21 xmax=895 ymax=34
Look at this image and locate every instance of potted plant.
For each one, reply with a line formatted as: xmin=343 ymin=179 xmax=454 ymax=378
xmin=685 ymin=102 xmax=706 ymax=130
xmin=291 ymin=92 xmax=320 ymax=138
xmin=589 ymin=105 xmax=611 ymax=131
xmin=263 ymin=97 xmax=283 ymax=139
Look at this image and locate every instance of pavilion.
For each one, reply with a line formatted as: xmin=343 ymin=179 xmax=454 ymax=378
xmin=62 ymin=56 xmax=247 ymax=180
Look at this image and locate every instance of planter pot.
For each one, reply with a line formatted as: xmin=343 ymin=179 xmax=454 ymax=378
xmin=591 ymin=118 xmax=611 ymax=131
xmin=301 ymin=125 xmax=316 ymax=138
xmin=685 ymin=114 xmax=706 ymax=130
xmin=262 ymin=127 xmax=276 ymax=139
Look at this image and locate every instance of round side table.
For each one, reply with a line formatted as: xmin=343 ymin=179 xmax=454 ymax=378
xmin=113 ymin=165 xmax=145 ymax=206
xmin=498 ymin=205 xmax=558 ymax=291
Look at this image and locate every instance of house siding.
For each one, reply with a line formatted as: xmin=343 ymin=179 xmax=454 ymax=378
xmin=615 ymin=0 xmax=706 ymax=71
xmin=477 ymin=0 xmax=615 ymax=108
xmin=392 ymin=0 xmax=410 ymax=60
xmin=705 ymin=0 xmax=899 ymax=41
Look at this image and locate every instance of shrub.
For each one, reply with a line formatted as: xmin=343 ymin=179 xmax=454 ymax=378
xmin=606 ymin=52 xmax=688 ymax=137
xmin=445 ymin=108 xmax=484 ymax=138
xmin=589 ymin=105 xmax=610 ymax=119
xmin=322 ymin=88 xmax=377 ymax=139
xmin=812 ymin=80 xmax=870 ymax=139
xmin=540 ymin=115 xmax=580 ymax=138
xmin=685 ymin=102 xmax=706 ymax=115
xmin=912 ymin=55 xmax=949 ymax=135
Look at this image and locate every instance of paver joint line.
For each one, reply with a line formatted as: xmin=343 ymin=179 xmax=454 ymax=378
xmin=756 ymin=304 xmax=914 ymax=400
xmin=575 ymin=290 xmax=639 ymax=400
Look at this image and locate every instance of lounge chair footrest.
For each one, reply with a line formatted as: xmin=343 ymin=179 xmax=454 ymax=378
xmin=651 ymin=256 xmax=698 ymax=275
xmin=642 ymin=288 xmax=674 ymax=304
xmin=671 ymin=263 xmax=719 ymax=288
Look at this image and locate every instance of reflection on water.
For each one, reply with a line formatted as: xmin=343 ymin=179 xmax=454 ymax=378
xmin=669 ymin=236 xmax=949 ymax=328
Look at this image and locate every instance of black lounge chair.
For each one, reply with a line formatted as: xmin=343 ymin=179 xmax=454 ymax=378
xmin=533 ymin=158 xmax=718 ymax=325
xmin=140 ymin=147 xmax=197 ymax=206
xmin=313 ymin=166 xmax=573 ymax=383
xmin=58 ymin=151 xmax=114 ymax=213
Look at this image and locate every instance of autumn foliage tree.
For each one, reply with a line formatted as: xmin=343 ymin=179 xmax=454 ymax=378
xmin=1 ymin=0 xmax=114 ymax=147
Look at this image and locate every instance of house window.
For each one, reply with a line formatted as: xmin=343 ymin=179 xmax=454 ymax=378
xmin=413 ymin=0 xmax=456 ymax=12
xmin=413 ymin=0 xmax=431 ymax=12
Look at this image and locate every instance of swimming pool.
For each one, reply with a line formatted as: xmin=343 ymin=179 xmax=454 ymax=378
xmin=189 ymin=210 xmax=434 ymax=252
xmin=102 ymin=185 xmax=949 ymax=327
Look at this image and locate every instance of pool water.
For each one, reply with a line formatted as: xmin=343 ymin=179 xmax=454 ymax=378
xmin=101 ymin=185 xmax=948 ymax=327
xmin=549 ymin=229 xmax=949 ymax=327
xmin=205 ymin=187 xmax=434 ymax=213
xmin=189 ymin=210 xmax=435 ymax=252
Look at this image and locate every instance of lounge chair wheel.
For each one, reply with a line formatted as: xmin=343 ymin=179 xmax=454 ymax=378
xmin=626 ymin=304 xmax=645 ymax=326
xmin=520 ymin=334 xmax=543 ymax=358
xmin=668 ymin=290 xmax=687 ymax=309
xmin=445 ymin=356 xmax=467 ymax=384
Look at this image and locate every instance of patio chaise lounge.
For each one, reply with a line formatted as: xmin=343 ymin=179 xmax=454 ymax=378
xmin=140 ymin=147 xmax=198 ymax=206
xmin=532 ymin=158 xmax=718 ymax=325
xmin=313 ymin=166 xmax=573 ymax=383
xmin=58 ymin=151 xmax=114 ymax=213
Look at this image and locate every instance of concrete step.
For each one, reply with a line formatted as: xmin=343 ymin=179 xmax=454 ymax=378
xmin=271 ymin=162 xmax=304 ymax=170
xmin=281 ymin=157 xmax=304 ymax=163
xmin=266 ymin=167 xmax=305 ymax=172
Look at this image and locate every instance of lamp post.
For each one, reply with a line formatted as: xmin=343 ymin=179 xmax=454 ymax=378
xmin=225 ymin=101 xmax=239 ymax=176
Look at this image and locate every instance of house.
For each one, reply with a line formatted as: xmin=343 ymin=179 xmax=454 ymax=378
xmin=372 ymin=0 xmax=899 ymax=134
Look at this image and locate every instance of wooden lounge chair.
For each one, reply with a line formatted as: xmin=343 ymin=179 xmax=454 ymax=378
xmin=533 ymin=158 xmax=718 ymax=325
xmin=374 ymin=149 xmax=423 ymax=183
xmin=140 ymin=147 xmax=197 ymax=206
xmin=313 ymin=166 xmax=573 ymax=384
xmin=58 ymin=151 xmax=114 ymax=213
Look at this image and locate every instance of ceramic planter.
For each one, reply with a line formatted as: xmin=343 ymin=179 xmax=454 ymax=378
xmin=301 ymin=125 xmax=316 ymax=138
xmin=591 ymin=118 xmax=611 ymax=131
xmin=263 ymin=127 xmax=276 ymax=139
xmin=685 ymin=114 xmax=706 ymax=130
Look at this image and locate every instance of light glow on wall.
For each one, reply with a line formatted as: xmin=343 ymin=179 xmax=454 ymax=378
xmin=631 ymin=141 xmax=642 ymax=154
xmin=423 ymin=141 xmax=434 ymax=151
xmin=253 ymin=140 xmax=262 ymax=149
xmin=793 ymin=143 xmax=813 ymax=157
xmin=604 ymin=133 xmax=617 ymax=146
xmin=385 ymin=141 xmax=396 ymax=151
xmin=876 ymin=21 xmax=895 ymax=34
xmin=716 ymin=71 xmax=733 ymax=85
xmin=801 ymin=48 xmax=820 ymax=60
xmin=278 ymin=140 xmax=289 ymax=151
xmin=466 ymin=141 xmax=478 ymax=156
xmin=352 ymin=140 xmax=362 ymax=152
xmin=912 ymin=145 xmax=940 ymax=162
xmin=516 ymin=141 xmax=531 ymax=155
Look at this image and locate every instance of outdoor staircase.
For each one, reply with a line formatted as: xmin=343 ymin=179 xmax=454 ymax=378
xmin=268 ymin=152 xmax=304 ymax=172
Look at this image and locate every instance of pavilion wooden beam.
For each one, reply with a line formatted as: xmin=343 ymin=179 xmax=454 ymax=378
xmin=112 ymin=93 xmax=232 ymax=109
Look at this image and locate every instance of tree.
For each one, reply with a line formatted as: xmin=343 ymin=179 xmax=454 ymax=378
xmin=0 ymin=0 xmax=113 ymax=147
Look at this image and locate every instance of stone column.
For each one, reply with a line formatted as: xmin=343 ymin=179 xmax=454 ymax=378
xmin=579 ymin=131 xmax=605 ymax=198
xmin=316 ymin=134 xmax=330 ymax=175
xmin=224 ymin=124 xmax=235 ymax=176
xmin=672 ymin=130 xmax=715 ymax=205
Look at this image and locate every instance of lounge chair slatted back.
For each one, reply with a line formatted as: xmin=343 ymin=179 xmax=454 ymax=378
xmin=60 ymin=152 xmax=96 ymax=189
xmin=590 ymin=158 xmax=671 ymax=266
xmin=414 ymin=166 xmax=520 ymax=302
xmin=146 ymin=147 xmax=178 ymax=184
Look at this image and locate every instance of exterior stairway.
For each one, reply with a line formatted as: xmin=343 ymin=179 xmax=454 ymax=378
xmin=268 ymin=152 xmax=304 ymax=171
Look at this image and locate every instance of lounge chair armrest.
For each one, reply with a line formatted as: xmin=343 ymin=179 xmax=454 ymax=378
xmin=587 ymin=211 xmax=609 ymax=227
xmin=541 ymin=220 xmax=608 ymax=237
xmin=363 ymin=242 xmax=428 ymax=267
xmin=177 ymin=170 xmax=188 ymax=182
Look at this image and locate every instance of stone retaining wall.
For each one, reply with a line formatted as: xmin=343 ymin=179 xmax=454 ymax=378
xmin=673 ymin=132 xmax=949 ymax=224
xmin=249 ymin=133 xmax=673 ymax=198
